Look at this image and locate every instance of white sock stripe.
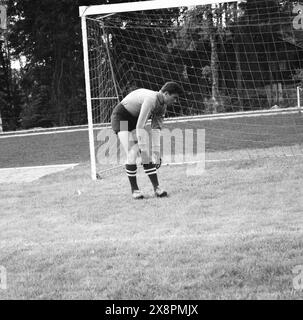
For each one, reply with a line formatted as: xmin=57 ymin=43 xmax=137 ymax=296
xmin=145 ymin=169 xmax=157 ymax=176
xmin=146 ymin=171 xmax=157 ymax=176
xmin=144 ymin=168 xmax=156 ymax=173
xmin=127 ymin=173 xmax=137 ymax=177
xmin=126 ymin=169 xmax=137 ymax=174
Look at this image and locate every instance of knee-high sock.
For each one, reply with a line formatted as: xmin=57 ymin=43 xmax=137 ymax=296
xmin=125 ymin=164 xmax=139 ymax=192
xmin=143 ymin=163 xmax=159 ymax=190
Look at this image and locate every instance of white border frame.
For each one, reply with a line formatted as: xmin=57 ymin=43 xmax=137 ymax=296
xmin=79 ymin=0 xmax=236 ymax=16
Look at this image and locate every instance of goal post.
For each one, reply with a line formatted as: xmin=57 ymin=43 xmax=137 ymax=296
xmin=297 ymin=86 xmax=302 ymax=115
xmin=81 ymin=15 xmax=97 ymax=180
xmin=80 ymin=0 xmax=303 ymax=180
xmin=0 ymin=2 xmax=7 ymax=134
xmin=0 ymin=3 xmax=7 ymax=31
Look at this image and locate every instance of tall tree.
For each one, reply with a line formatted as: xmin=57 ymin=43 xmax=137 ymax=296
xmin=8 ymin=0 xmax=86 ymax=127
xmin=170 ymin=3 xmax=236 ymax=113
xmin=236 ymin=0 xmax=302 ymax=109
xmin=0 ymin=32 xmax=22 ymax=131
xmin=7 ymin=0 xmax=145 ymax=128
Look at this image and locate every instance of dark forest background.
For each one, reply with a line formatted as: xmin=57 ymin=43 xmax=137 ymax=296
xmin=1 ymin=0 xmax=303 ymax=131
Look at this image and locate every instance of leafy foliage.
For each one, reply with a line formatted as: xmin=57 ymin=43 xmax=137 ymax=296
xmin=0 ymin=0 xmax=303 ymax=130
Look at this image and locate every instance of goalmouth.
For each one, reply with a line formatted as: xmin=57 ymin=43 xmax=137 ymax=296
xmin=79 ymin=0 xmax=303 ymax=180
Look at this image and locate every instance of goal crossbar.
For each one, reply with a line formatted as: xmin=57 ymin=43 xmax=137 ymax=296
xmin=79 ymin=0 xmax=236 ymax=17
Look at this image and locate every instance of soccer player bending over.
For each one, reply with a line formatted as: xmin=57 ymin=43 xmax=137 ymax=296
xmin=111 ymin=82 xmax=184 ymax=199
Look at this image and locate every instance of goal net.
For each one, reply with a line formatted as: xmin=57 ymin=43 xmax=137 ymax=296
xmin=80 ymin=0 xmax=303 ymax=180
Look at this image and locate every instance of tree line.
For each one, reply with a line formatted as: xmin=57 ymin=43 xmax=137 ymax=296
xmin=0 ymin=0 xmax=302 ymax=131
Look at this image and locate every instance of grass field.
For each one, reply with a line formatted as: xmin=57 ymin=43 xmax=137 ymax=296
xmin=0 ymin=112 xmax=303 ymax=300
xmin=0 ymin=156 xmax=303 ymax=299
xmin=0 ymin=112 xmax=302 ymax=168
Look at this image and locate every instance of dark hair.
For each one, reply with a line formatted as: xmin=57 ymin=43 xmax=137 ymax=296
xmin=161 ymin=82 xmax=184 ymax=96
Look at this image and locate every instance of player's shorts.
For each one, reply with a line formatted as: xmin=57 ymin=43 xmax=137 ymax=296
xmin=111 ymin=103 xmax=138 ymax=134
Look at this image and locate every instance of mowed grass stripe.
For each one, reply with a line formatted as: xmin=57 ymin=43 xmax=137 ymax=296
xmin=0 ymin=113 xmax=302 ymax=168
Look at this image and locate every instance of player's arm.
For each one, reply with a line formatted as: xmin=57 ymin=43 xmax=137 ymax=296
xmin=150 ymin=110 xmax=165 ymax=167
xmin=136 ymin=96 xmax=155 ymax=157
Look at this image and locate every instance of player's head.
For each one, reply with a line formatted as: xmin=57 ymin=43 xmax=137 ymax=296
xmin=160 ymin=82 xmax=184 ymax=106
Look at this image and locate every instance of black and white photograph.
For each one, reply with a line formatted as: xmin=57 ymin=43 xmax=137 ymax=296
xmin=0 ymin=0 xmax=303 ymax=304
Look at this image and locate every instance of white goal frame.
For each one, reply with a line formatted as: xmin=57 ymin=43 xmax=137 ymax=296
xmin=79 ymin=0 xmax=236 ymax=16
xmin=80 ymin=0 xmax=303 ymax=181
xmin=79 ymin=0 xmax=236 ymax=180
